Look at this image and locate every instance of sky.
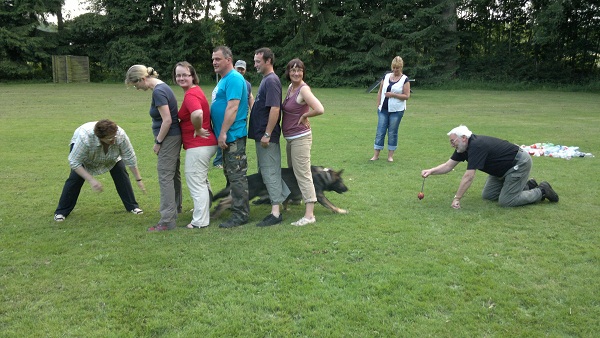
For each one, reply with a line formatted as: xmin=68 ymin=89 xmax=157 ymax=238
xmin=46 ymin=0 xmax=87 ymax=24
xmin=62 ymin=0 xmax=88 ymax=20
xmin=50 ymin=1 xmax=220 ymax=23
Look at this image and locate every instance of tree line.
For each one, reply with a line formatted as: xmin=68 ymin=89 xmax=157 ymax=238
xmin=2 ymin=0 xmax=599 ymax=87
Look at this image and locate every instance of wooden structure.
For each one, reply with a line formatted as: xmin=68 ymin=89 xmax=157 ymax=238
xmin=52 ymin=55 xmax=90 ymax=83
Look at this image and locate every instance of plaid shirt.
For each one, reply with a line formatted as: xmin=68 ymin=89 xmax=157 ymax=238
xmin=68 ymin=122 xmax=138 ymax=176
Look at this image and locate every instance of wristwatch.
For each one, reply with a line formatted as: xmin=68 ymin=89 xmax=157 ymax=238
xmin=155 ymin=139 xmax=163 ymax=145
xmin=263 ymin=132 xmax=271 ymax=138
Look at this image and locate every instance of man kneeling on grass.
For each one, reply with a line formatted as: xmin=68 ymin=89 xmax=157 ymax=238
xmin=421 ymin=125 xmax=559 ymax=209
xmin=53 ymin=119 xmax=146 ymax=222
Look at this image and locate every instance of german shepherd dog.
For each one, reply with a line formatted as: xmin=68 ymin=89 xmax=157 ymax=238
xmin=211 ymin=166 xmax=349 ymax=218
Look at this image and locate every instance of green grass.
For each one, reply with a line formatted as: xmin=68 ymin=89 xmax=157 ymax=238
xmin=1 ymin=83 xmax=599 ymax=337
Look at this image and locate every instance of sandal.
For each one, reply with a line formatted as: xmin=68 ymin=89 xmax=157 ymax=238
xmin=54 ymin=214 xmax=65 ymax=222
xmin=186 ymin=223 xmax=208 ymax=229
xmin=130 ymin=208 xmax=143 ymax=215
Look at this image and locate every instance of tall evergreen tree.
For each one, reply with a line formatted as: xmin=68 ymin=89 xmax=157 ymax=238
xmin=65 ymin=0 xmax=217 ymax=80
xmin=0 ymin=0 xmax=64 ymax=79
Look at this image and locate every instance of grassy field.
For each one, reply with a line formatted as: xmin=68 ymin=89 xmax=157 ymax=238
xmin=0 ymin=83 xmax=599 ymax=337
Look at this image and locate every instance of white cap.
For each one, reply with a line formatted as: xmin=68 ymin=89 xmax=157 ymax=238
xmin=234 ymin=60 xmax=246 ymax=70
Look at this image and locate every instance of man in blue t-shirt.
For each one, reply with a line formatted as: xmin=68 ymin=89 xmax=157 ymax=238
xmin=248 ymin=47 xmax=290 ymax=227
xmin=212 ymin=60 xmax=255 ymax=169
xmin=210 ymin=46 xmax=250 ymax=228
xmin=421 ymin=125 xmax=559 ymax=209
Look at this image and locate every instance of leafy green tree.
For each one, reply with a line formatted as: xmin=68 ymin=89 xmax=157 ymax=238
xmin=530 ymin=0 xmax=600 ymax=82
xmin=0 ymin=0 xmax=63 ymax=79
xmin=44 ymin=0 xmax=599 ymax=85
xmin=233 ymin=0 xmax=459 ymax=86
xmin=457 ymin=0 xmax=599 ymax=83
xmin=63 ymin=0 xmax=217 ymax=80
xmin=58 ymin=13 xmax=110 ymax=77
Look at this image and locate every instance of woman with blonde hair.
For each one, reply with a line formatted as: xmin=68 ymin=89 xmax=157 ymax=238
xmin=370 ymin=56 xmax=411 ymax=162
xmin=125 ymin=65 xmax=182 ymax=231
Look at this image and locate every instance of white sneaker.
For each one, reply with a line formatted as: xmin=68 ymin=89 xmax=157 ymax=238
xmin=54 ymin=214 xmax=65 ymax=222
xmin=291 ymin=217 xmax=316 ymax=226
xmin=130 ymin=208 xmax=143 ymax=215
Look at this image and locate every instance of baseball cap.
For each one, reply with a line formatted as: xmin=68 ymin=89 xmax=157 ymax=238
xmin=234 ymin=60 xmax=246 ymax=70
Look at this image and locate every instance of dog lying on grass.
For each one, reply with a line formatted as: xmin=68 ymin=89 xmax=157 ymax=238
xmin=211 ymin=166 xmax=349 ymax=218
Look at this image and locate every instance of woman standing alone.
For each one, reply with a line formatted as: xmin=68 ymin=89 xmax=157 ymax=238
xmin=370 ymin=56 xmax=411 ymax=162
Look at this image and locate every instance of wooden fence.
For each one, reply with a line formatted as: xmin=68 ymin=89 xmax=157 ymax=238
xmin=52 ymin=55 xmax=90 ymax=83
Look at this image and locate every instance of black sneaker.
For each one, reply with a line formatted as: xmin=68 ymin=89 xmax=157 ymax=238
xmin=256 ymin=213 xmax=283 ymax=227
xmin=526 ymin=178 xmax=538 ymax=190
xmin=539 ymin=181 xmax=559 ymax=202
xmin=219 ymin=218 xmax=248 ymax=228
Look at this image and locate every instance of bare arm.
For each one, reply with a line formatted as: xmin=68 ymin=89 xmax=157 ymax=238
xmin=451 ymin=169 xmax=476 ymax=209
xmin=376 ymin=79 xmax=383 ymax=107
xmin=153 ymin=105 xmax=172 ymax=154
xmin=421 ymin=158 xmax=460 ymax=177
xmin=297 ymin=86 xmax=324 ymax=127
xmin=385 ymin=80 xmax=411 ymax=100
xmin=74 ymin=166 xmax=103 ymax=192
xmin=128 ymin=166 xmax=146 ymax=193
xmin=260 ymin=106 xmax=281 ymax=147
xmin=298 ymin=86 xmax=324 ymax=117
xmin=218 ymin=99 xmax=240 ymax=149
xmin=191 ymin=109 xmax=209 ymax=138
xmin=248 ymin=93 xmax=255 ymax=112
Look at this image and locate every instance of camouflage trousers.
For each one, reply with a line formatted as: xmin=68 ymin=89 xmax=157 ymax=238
xmin=222 ymin=137 xmax=250 ymax=222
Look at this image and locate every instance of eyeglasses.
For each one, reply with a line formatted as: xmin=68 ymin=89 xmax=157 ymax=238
xmin=289 ymin=68 xmax=304 ymax=74
xmin=175 ymin=74 xmax=191 ymax=78
xmin=450 ymin=137 xmax=461 ymax=146
xmin=100 ymin=135 xmax=116 ymax=143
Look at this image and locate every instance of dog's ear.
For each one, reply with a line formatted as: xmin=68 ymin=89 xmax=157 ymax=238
xmin=337 ymin=169 xmax=344 ymax=176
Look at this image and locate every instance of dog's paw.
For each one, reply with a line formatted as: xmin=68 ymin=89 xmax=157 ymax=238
xmin=335 ymin=208 xmax=348 ymax=214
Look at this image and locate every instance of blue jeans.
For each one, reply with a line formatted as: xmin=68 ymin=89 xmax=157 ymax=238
xmin=374 ymin=109 xmax=404 ymax=151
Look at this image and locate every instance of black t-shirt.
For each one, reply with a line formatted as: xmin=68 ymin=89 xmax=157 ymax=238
xmin=451 ymin=134 xmax=519 ymax=177
xmin=248 ymin=72 xmax=282 ymax=143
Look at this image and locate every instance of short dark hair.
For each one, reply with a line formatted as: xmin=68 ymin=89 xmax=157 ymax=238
xmin=255 ymin=47 xmax=275 ymax=65
xmin=173 ymin=61 xmax=199 ymax=85
xmin=284 ymin=58 xmax=305 ymax=81
xmin=213 ymin=46 xmax=233 ymax=59
xmin=94 ymin=119 xmax=118 ymax=138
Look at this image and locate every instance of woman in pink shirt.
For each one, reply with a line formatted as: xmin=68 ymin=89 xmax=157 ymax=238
xmin=281 ymin=59 xmax=324 ymax=226
xmin=173 ymin=61 xmax=218 ymax=228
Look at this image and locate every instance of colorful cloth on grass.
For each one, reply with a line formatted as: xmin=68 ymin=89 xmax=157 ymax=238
xmin=520 ymin=143 xmax=594 ymax=159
